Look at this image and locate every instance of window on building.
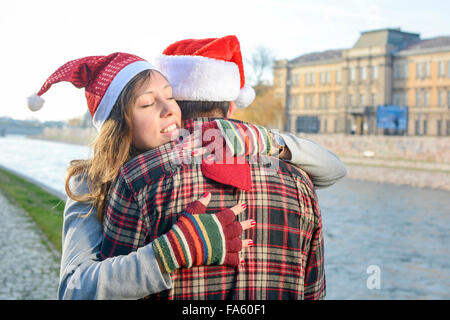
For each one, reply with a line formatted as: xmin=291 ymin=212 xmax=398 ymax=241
xmin=293 ymin=95 xmax=299 ymax=109
xmin=323 ymin=119 xmax=328 ymax=133
xmin=438 ymin=90 xmax=444 ymax=106
xmin=350 ymin=68 xmax=355 ymax=82
xmin=326 ymin=71 xmax=331 ymax=84
xmin=349 ymin=94 xmax=354 ymax=107
xmin=416 ymin=91 xmax=421 ymax=106
xmin=325 ymin=94 xmax=329 ymax=109
xmin=335 ymin=93 xmax=340 ymax=108
xmin=361 ymin=67 xmax=366 ymax=80
xmin=403 ymin=63 xmax=408 ymax=79
xmin=424 ymin=90 xmax=429 ymax=106
xmin=448 ymin=90 xmax=450 ymax=107
xmin=394 ymin=93 xmax=401 ymax=106
xmin=438 ymin=61 xmax=444 ymax=77
xmin=437 ymin=120 xmax=442 ymax=136
xmin=306 ymin=73 xmax=313 ymax=85
xmin=305 ymin=95 xmax=314 ymax=108
xmin=277 ymin=75 xmax=283 ymax=87
xmin=320 ymin=72 xmax=325 ymax=84
xmin=293 ymin=73 xmax=300 ymax=86
xmin=423 ymin=120 xmax=428 ymax=135
xmin=360 ymin=94 xmax=365 ymax=106
xmin=416 ymin=63 xmax=422 ymax=78
xmin=403 ymin=91 xmax=408 ymax=106
xmin=424 ymin=62 xmax=430 ymax=78
xmin=447 ymin=120 xmax=450 ymax=136
xmin=372 ymin=93 xmax=376 ymax=106
xmin=336 ymin=70 xmax=341 ymax=83
xmin=415 ymin=120 xmax=420 ymax=135
xmin=372 ymin=66 xmax=378 ymax=80
xmin=395 ymin=64 xmax=401 ymax=79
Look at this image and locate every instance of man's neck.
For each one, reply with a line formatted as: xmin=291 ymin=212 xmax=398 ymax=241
xmin=196 ymin=110 xmax=226 ymax=118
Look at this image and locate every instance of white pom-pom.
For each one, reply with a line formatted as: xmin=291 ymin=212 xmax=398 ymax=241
xmin=27 ymin=94 xmax=45 ymax=111
xmin=234 ymin=85 xmax=255 ymax=108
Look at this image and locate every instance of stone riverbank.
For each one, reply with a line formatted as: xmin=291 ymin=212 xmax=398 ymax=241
xmin=0 ymin=191 xmax=60 ymax=299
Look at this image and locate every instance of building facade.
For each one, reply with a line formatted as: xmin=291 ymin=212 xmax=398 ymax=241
xmin=274 ymin=28 xmax=450 ymax=136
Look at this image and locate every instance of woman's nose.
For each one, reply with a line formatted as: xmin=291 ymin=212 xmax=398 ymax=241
xmin=160 ymin=101 xmax=176 ymax=117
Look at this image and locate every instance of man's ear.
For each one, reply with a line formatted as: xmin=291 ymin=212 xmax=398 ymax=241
xmin=226 ymin=101 xmax=236 ymax=119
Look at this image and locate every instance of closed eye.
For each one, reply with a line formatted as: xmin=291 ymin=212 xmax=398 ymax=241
xmin=139 ymin=103 xmax=154 ymax=108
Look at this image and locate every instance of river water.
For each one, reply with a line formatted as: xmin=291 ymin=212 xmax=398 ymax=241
xmin=0 ymin=134 xmax=448 ymax=300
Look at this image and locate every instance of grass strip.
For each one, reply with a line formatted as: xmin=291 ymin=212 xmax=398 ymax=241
xmin=0 ymin=167 xmax=63 ymax=253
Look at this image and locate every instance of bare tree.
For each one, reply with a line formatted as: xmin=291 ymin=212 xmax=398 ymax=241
xmin=245 ymin=45 xmax=275 ymax=88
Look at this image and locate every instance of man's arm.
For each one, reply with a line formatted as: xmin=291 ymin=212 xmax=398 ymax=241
xmin=58 ymin=176 xmax=171 ymax=300
xmin=303 ymin=221 xmax=326 ymax=300
xmin=278 ymin=132 xmax=347 ymax=189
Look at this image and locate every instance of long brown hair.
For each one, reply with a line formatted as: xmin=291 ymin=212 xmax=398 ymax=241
xmin=65 ymin=69 xmax=154 ymax=222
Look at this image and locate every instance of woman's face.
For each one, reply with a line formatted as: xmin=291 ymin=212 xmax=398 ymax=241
xmin=131 ymin=71 xmax=182 ymax=151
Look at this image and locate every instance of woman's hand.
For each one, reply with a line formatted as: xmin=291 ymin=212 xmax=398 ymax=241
xmin=178 ymin=120 xmax=293 ymax=163
xmin=153 ymin=192 xmax=255 ymax=274
xmin=198 ymin=192 xmax=255 ymax=251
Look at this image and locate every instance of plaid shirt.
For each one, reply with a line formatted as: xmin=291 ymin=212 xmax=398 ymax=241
xmin=100 ymin=117 xmax=325 ymax=300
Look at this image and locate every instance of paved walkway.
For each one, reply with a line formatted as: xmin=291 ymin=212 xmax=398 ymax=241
xmin=0 ymin=191 xmax=60 ymax=299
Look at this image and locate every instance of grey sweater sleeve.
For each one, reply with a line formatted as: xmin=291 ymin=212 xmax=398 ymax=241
xmin=57 ymin=177 xmax=172 ymax=300
xmin=279 ymin=132 xmax=347 ymax=189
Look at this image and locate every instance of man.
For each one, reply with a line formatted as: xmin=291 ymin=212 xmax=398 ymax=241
xmin=100 ymin=36 xmax=341 ymax=299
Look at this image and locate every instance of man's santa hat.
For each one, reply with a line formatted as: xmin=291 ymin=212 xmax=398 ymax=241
xmin=156 ymin=35 xmax=255 ymax=108
xmin=27 ymin=52 xmax=157 ymax=131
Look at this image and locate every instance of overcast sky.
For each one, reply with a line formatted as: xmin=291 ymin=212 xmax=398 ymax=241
xmin=1 ymin=0 xmax=449 ymax=122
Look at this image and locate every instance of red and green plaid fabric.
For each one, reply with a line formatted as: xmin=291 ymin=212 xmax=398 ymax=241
xmin=100 ymin=118 xmax=325 ymax=300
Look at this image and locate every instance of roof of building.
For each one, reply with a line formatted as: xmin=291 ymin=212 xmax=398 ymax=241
xmin=289 ymin=49 xmax=343 ymax=65
xmin=397 ymin=36 xmax=450 ymax=52
xmin=285 ymin=30 xmax=450 ymax=66
xmin=353 ymin=28 xmax=420 ymax=49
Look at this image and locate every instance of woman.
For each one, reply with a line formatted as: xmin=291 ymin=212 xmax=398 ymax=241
xmin=30 ymin=52 xmax=346 ymax=299
xmin=29 ymin=52 xmax=255 ymax=299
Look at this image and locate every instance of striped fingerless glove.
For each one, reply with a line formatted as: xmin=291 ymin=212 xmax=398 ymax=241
xmin=152 ymin=199 xmax=243 ymax=274
xmin=202 ymin=119 xmax=273 ymax=157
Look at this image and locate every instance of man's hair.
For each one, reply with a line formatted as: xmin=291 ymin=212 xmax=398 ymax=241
xmin=177 ymin=101 xmax=230 ymax=120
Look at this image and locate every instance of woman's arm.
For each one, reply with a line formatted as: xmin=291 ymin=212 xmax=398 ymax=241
xmin=59 ymin=176 xmax=253 ymax=300
xmin=277 ymin=132 xmax=347 ymax=189
xmin=58 ymin=176 xmax=172 ymax=300
xmin=199 ymin=119 xmax=346 ymax=189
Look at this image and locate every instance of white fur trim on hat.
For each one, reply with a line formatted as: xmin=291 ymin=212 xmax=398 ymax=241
xmin=156 ymin=54 xmax=241 ymax=102
xmin=234 ymin=84 xmax=255 ymax=108
xmin=27 ymin=94 xmax=45 ymax=111
xmin=92 ymin=60 xmax=157 ymax=131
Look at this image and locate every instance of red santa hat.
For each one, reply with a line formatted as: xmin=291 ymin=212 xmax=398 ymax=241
xmin=27 ymin=52 xmax=158 ymax=131
xmin=155 ymin=35 xmax=255 ymax=108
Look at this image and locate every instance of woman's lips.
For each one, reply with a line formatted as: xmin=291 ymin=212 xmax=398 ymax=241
xmin=161 ymin=123 xmax=178 ymax=133
xmin=160 ymin=122 xmax=180 ymax=141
